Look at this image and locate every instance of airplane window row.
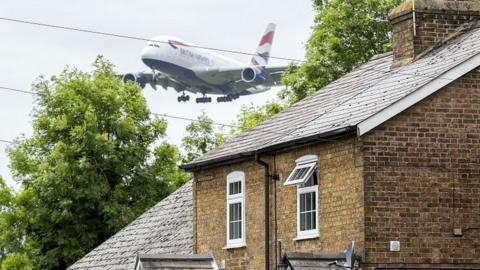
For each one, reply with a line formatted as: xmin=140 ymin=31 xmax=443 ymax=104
xmin=148 ymin=43 xmax=161 ymax=48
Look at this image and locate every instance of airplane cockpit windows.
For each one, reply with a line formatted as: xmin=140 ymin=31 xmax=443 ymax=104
xmin=147 ymin=43 xmax=161 ymax=48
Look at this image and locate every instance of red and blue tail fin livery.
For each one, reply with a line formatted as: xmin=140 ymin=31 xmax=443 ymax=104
xmin=250 ymin=23 xmax=276 ymax=67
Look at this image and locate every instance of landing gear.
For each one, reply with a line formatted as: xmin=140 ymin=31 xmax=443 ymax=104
xmin=217 ymin=96 xmax=232 ymax=102
xmin=196 ymin=96 xmax=212 ymax=103
xmin=217 ymin=94 xmax=239 ymax=103
xmin=177 ymin=94 xmax=190 ymax=102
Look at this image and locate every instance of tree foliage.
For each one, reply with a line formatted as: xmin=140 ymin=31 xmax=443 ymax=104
xmin=181 ymin=111 xmax=226 ymax=163
xmin=232 ymin=101 xmax=287 ymax=133
xmin=1 ymin=57 xmax=188 ymax=269
xmin=281 ymin=0 xmax=402 ymax=103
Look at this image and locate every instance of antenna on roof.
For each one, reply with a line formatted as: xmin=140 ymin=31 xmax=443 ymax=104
xmin=345 ymin=241 xmax=355 ymax=269
xmin=412 ymin=0 xmax=417 ymax=36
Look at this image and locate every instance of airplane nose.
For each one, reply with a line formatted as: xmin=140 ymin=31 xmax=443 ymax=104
xmin=141 ymin=46 xmax=156 ymax=60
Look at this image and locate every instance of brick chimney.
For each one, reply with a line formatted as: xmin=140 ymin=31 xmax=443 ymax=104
xmin=389 ymin=0 xmax=480 ymax=68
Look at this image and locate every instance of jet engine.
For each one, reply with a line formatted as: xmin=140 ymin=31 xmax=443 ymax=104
xmin=122 ymin=73 xmax=147 ymax=89
xmin=241 ymin=67 xmax=267 ymax=84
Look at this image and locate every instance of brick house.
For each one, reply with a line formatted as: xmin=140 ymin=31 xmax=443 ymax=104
xmin=180 ymin=1 xmax=480 ymax=269
xmin=70 ymin=0 xmax=480 ymax=269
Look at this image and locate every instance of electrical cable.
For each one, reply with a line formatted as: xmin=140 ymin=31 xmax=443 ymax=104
xmin=0 ymin=50 xmax=468 ymax=145
xmin=0 ymin=41 xmax=478 ymax=145
xmin=0 ymin=84 xmax=338 ymax=142
xmin=0 ymin=86 xmax=38 ymax=95
xmin=0 ymin=17 xmax=304 ymax=63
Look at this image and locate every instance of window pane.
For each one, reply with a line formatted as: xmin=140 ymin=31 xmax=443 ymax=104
xmin=229 ymin=222 xmax=234 ymax=239
xmin=238 ymin=203 xmax=242 ymax=220
xmin=229 ymin=202 xmax=243 ymax=240
xmin=299 ymin=191 xmax=317 ymax=232
xmin=312 ymin=212 xmax=316 ymax=230
xmin=291 ymin=168 xmax=302 ymax=180
xmin=231 ymin=221 xmax=240 ymax=239
xmin=311 ymin=193 xmax=316 ymax=211
xmin=305 ymin=193 xmax=312 ymax=211
xmin=291 ymin=167 xmax=310 ymax=181
xmin=300 ymin=212 xmax=305 ymax=231
xmin=306 ymin=211 xmax=311 ymax=230
xmin=297 ymin=168 xmax=308 ymax=179
xmin=302 ymin=172 xmax=318 ymax=188
xmin=236 ymin=221 xmax=242 ymax=239
xmin=229 ymin=181 xmax=242 ymax=195
xmin=233 ymin=221 xmax=237 ymax=239
xmin=300 ymin=194 xmax=305 ymax=212
xmin=230 ymin=203 xmax=241 ymax=222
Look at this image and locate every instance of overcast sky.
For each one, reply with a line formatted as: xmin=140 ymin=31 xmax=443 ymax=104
xmin=0 ymin=0 xmax=315 ymax=188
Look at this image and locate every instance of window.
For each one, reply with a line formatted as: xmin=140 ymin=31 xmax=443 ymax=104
xmin=226 ymin=171 xmax=245 ymax=247
xmin=297 ymin=172 xmax=318 ymax=239
xmin=284 ymin=155 xmax=318 ymax=186
xmin=284 ymin=155 xmax=319 ymax=239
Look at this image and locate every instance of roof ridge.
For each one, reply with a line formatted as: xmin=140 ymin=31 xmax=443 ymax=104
xmin=370 ymin=51 xmax=393 ymax=61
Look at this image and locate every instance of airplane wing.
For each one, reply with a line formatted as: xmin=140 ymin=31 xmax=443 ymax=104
xmin=194 ymin=66 xmax=286 ymax=88
xmin=121 ymin=71 xmax=191 ymax=93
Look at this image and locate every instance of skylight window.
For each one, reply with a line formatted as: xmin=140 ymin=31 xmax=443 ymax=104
xmin=284 ymin=155 xmax=318 ymax=186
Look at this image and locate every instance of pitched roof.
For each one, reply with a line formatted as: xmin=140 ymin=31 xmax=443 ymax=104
xmin=282 ymin=252 xmax=348 ymax=270
xmin=182 ymin=25 xmax=480 ymax=170
xmin=68 ymin=181 xmax=193 ymax=270
xmin=282 ymin=241 xmax=357 ymax=270
xmin=134 ymin=254 xmax=216 ymax=270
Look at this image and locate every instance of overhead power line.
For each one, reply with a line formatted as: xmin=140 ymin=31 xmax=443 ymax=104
xmin=0 ymin=41 xmax=477 ymax=145
xmin=0 ymin=85 xmax=335 ymax=140
xmin=0 ymin=17 xmax=304 ymax=63
xmin=151 ymin=113 xmax=237 ymax=128
xmin=0 ymin=86 xmax=38 ymax=95
xmin=0 ymin=85 xmax=240 ymax=127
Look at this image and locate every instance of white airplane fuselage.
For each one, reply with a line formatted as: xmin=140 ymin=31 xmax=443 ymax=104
xmin=141 ymin=36 xmax=265 ymax=95
xmin=122 ymin=23 xmax=284 ymax=103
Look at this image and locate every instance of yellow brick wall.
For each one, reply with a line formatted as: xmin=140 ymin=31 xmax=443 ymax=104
xmin=193 ymin=137 xmax=364 ymax=269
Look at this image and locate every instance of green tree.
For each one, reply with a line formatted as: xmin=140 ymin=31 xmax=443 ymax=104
xmin=2 ymin=57 xmax=187 ymax=269
xmin=232 ymin=101 xmax=287 ymax=133
xmin=281 ymin=0 xmax=402 ymax=103
xmin=181 ymin=111 xmax=226 ymax=163
xmin=1 ymin=253 xmax=33 ymax=270
xmin=0 ymin=177 xmax=36 ymax=270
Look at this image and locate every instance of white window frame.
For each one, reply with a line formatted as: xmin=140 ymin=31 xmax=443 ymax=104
xmin=226 ymin=171 xmax=245 ymax=247
xmin=284 ymin=154 xmax=318 ymax=186
xmin=296 ymin=177 xmax=319 ymax=239
xmin=289 ymin=155 xmax=319 ymax=240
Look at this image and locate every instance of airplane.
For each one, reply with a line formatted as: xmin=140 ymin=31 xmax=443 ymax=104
xmin=121 ymin=23 xmax=286 ymax=103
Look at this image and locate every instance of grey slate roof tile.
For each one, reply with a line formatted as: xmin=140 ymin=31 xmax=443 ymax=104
xmin=185 ymin=26 xmax=480 ymax=168
xmin=68 ymin=181 xmax=193 ymax=270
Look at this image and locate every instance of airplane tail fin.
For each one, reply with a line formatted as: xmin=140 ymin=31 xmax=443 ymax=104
xmin=250 ymin=23 xmax=276 ymax=67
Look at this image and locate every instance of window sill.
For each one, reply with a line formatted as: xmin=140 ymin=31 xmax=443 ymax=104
xmin=223 ymin=243 xmax=246 ymax=250
xmin=294 ymin=234 xmax=319 ymax=241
